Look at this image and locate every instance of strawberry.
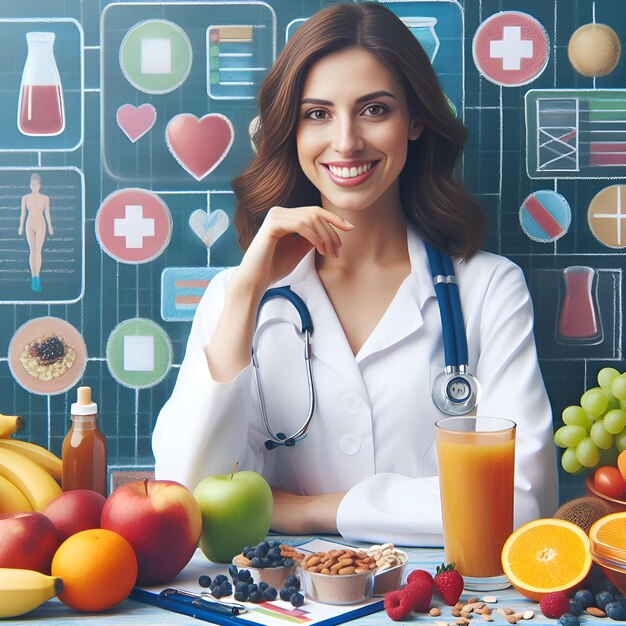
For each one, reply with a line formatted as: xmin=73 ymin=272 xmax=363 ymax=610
xmin=433 ymin=563 xmax=464 ymax=606
xmin=406 ymin=568 xmax=434 ymax=587
xmin=406 ymin=577 xmax=433 ymax=613
xmin=539 ymin=591 xmax=571 ymax=619
xmin=384 ymin=589 xmax=414 ymax=621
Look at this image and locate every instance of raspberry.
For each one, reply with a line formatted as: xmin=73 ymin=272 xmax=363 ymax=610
xmin=384 ymin=589 xmax=414 ymax=622
xmin=406 ymin=569 xmax=434 ymax=587
xmin=540 ymin=592 xmax=571 ymax=619
xmin=405 ymin=578 xmax=433 ymax=613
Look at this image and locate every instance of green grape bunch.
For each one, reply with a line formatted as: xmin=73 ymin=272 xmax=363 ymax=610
xmin=554 ymin=367 xmax=626 ymax=474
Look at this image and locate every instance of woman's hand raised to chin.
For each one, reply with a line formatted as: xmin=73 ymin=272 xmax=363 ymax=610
xmin=270 ymin=487 xmax=344 ymax=535
xmin=234 ymin=206 xmax=354 ymax=295
xmin=206 ymin=207 xmax=352 ymax=383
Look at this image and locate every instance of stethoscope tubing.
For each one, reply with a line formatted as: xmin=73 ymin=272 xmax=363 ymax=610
xmin=253 ymin=243 xmax=480 ymax=449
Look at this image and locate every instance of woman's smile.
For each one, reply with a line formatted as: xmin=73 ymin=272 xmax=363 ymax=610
xmin=323 ymin=161 xmax=378 ymax=186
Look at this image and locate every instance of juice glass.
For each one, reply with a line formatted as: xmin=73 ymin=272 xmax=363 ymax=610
xmin=435 ymin=416 xmax=516 ymax=591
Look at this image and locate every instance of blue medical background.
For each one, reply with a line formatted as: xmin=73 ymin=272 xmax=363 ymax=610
xmin=0 ymin=0 xmax=623 ymax=503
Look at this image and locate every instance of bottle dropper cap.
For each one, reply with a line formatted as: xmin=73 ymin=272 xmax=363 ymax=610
xmin=70 ymin=386 xmax=98 ymax=416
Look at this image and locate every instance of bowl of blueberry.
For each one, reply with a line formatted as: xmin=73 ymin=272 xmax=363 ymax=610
xmin=232 ymin=540 xmax=303 ymax=589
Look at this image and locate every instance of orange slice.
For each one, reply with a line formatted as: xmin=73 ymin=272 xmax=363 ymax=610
xmin=589 ymin=512 xmax=626 ymax=551
xmin=588 ymin=513 xmax=626 ymax=595
xmin=501 ymin=518 xmax=592 ymax=601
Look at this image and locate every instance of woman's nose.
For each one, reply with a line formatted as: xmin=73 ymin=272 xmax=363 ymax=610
xmin=331 ymin=116 xmax=364 ymax=155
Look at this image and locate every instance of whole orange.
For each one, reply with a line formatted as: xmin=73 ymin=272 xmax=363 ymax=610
xmin=51 ymin=528 xmax=138 ymax=612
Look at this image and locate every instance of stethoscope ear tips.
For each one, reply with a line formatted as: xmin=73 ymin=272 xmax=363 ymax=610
xmin=265 ymin=440 xmax=278 ymax=450
xmin=284 ymin=439 xmax=296 ymax=447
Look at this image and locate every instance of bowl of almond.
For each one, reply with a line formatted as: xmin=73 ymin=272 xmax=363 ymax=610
xmin=298 ymin=549 xmax=377 ymax=605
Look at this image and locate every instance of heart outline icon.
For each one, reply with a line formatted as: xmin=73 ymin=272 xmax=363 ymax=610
xmin=166 ymin=113 xmax=234 ymax=181
xmin=116 ymin=103 xmax=157 ymax=143
xmin=189 ymin=209 xmax=229 ymax=248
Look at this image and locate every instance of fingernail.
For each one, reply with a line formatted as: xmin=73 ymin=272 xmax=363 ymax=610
xmin=343 ymin=219 xmax=354 ymax=228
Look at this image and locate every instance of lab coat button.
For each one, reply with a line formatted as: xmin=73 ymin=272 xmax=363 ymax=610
xmin=339 ymin=434 xmax=361 ymax=455
xmin=341 ymin=393 xmax=363 ymax=413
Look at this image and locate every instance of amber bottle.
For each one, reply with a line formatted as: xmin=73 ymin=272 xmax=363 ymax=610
xmin=61 ymin=386 xmax=107 ymax=496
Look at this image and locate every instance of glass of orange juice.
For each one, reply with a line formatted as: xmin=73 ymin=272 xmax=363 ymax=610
xmin=435 ymin=416 xmax=516 ymax=591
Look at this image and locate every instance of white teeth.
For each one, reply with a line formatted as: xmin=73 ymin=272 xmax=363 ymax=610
xmin=328 ymin=163 xmax=373 ymax=179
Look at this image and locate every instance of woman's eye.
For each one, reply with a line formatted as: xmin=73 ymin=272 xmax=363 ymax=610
xmin=363 ymin=104 xmax=387 ymax=117
xmin=306 ymin=109 xmax=329 ymax=121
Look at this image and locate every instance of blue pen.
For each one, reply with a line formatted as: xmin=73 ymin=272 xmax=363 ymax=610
xmin=159 ymin=587 xmax=246 ymax=617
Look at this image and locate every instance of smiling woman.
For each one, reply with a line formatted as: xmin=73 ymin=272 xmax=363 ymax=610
xmin=153 ymin=1 xmax=558 ymax=547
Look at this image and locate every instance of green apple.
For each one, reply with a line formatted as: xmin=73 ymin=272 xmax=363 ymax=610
xmin=193 ymin=470 xmax=273 ymax=563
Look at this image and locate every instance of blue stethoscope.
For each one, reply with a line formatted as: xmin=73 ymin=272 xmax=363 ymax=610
xmin=252 ymin=241 xmax=481 ymax=450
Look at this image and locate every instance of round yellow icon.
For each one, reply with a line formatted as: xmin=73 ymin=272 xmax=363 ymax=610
xmin=568 ymin=23 xmax=621 ymax=77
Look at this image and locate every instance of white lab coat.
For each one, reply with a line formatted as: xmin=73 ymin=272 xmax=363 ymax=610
xmin=153 ymin=228 xmax=559 ymax=546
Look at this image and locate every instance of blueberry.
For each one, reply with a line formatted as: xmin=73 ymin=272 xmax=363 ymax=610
xmin=569 ymin=600 xmax=583 ymax=616
xmin=267 ymin=547 xmax=282 ymax=561
xmin=290 ymin=592 xmax=304 ymax=608
xmin=286 ymin=585 xmax=299 ymax=596
xmin=247 ymin=584 xmax=259 ymax=594
xmin=238 ymin=569 xmax=251 ymax=582
xmin=282 ymin=558 xmax=295 ymax=568
xmin=249 ymin=590 xmax=265 ymax=603
xmin=235 ymin=581 xmax=249 ymax=592
xmin=597 ymin=591 xmax=616 ymax=611
xmin=574 ymin=589 xmax=595 ymax=609
xmin=606 ymin=602 xmax=626 ymax=620
xmin=251 ymin=557 xmax=264 ymax=568
xmin=244 ymin=548 xmax=256 ymax=559
xmin=617 ymin=596 xmax=626 ymax=609
xmin=285 ymin=576 xmax=300 ymax=591
xmin=213 ymin=574 xmax=228 ymax=586
xmin=198 ymin=575 xmax=212 ymax=588
xmin=264 ymin=587 xmax=278 ymax=601
xmin=259 ymin=582 xmax=269 ymax=590
xmin=228 ymin=564 xmax=239 ymax=580
xmin=557 ymin=613 xmax=580 ymax=626
xmin=255 ymin=542 xmax=269 ymax=558
xmin=234 ymin=590 xmax=248 ymax=602
xmin=280 ymin=587 xmax=293 ymax=601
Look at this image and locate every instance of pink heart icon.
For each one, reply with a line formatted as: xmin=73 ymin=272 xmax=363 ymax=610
xmin=116 ymin=103 xmax=157 ymax=143
xmin=166 ymin=113 xmax=234 ymax=181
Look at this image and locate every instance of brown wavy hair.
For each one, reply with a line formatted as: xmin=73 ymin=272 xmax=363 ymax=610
xmin=232 ymin=1 xmax=488 ymax=259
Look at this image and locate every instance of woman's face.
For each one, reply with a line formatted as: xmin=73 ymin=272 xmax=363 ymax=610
xmin=30 ymin=178 xmax=41 ymax=192
xmin=296 ymin=47 xmax=421 ymax=216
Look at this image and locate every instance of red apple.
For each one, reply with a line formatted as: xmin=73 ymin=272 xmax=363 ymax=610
xmin=42 ymin=489 xmax=107 ymax=543
xmin=100 ymin=479 xmax=202 ymax=584
xmin=0 ymin=511 xmax=59 ymax=574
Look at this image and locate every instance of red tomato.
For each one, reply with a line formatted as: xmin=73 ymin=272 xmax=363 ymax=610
xmin=594 ymin=465 xmax=626 ymax=499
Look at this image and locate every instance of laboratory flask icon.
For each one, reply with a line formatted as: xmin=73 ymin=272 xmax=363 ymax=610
xmin=401 ymin=17 xmax=440 ymax=62
xmin=17 ymin=32 xmax=65 ymax=136
xmin=556 ymin=266 xmax=603 ymax=345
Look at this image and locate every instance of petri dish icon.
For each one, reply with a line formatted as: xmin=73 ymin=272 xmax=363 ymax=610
xmin=119 ymin=19 xmax=192 ymax=94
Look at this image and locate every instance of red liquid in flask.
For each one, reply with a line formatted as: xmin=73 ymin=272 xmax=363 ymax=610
xmin=558 ymin=267 xmax=600 ymax=340
xmin=19 ymin=84 xmax=64 ymax=136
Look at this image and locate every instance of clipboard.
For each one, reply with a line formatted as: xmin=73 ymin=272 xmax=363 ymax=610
xmin=130 ymin=539 xmax=386 ymax=626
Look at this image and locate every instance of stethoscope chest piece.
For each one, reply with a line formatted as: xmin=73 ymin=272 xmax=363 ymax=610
xmin=432 ymin=368 xmax=481 ymax=416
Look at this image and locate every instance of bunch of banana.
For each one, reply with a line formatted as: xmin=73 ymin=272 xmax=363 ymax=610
xmin=0 ymin=413 xmax=25 ymax=438
xmin=0 ymin=568 xmax=62 ymax=618
xmin=0 ymin=419 xmax=62 ymax=512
